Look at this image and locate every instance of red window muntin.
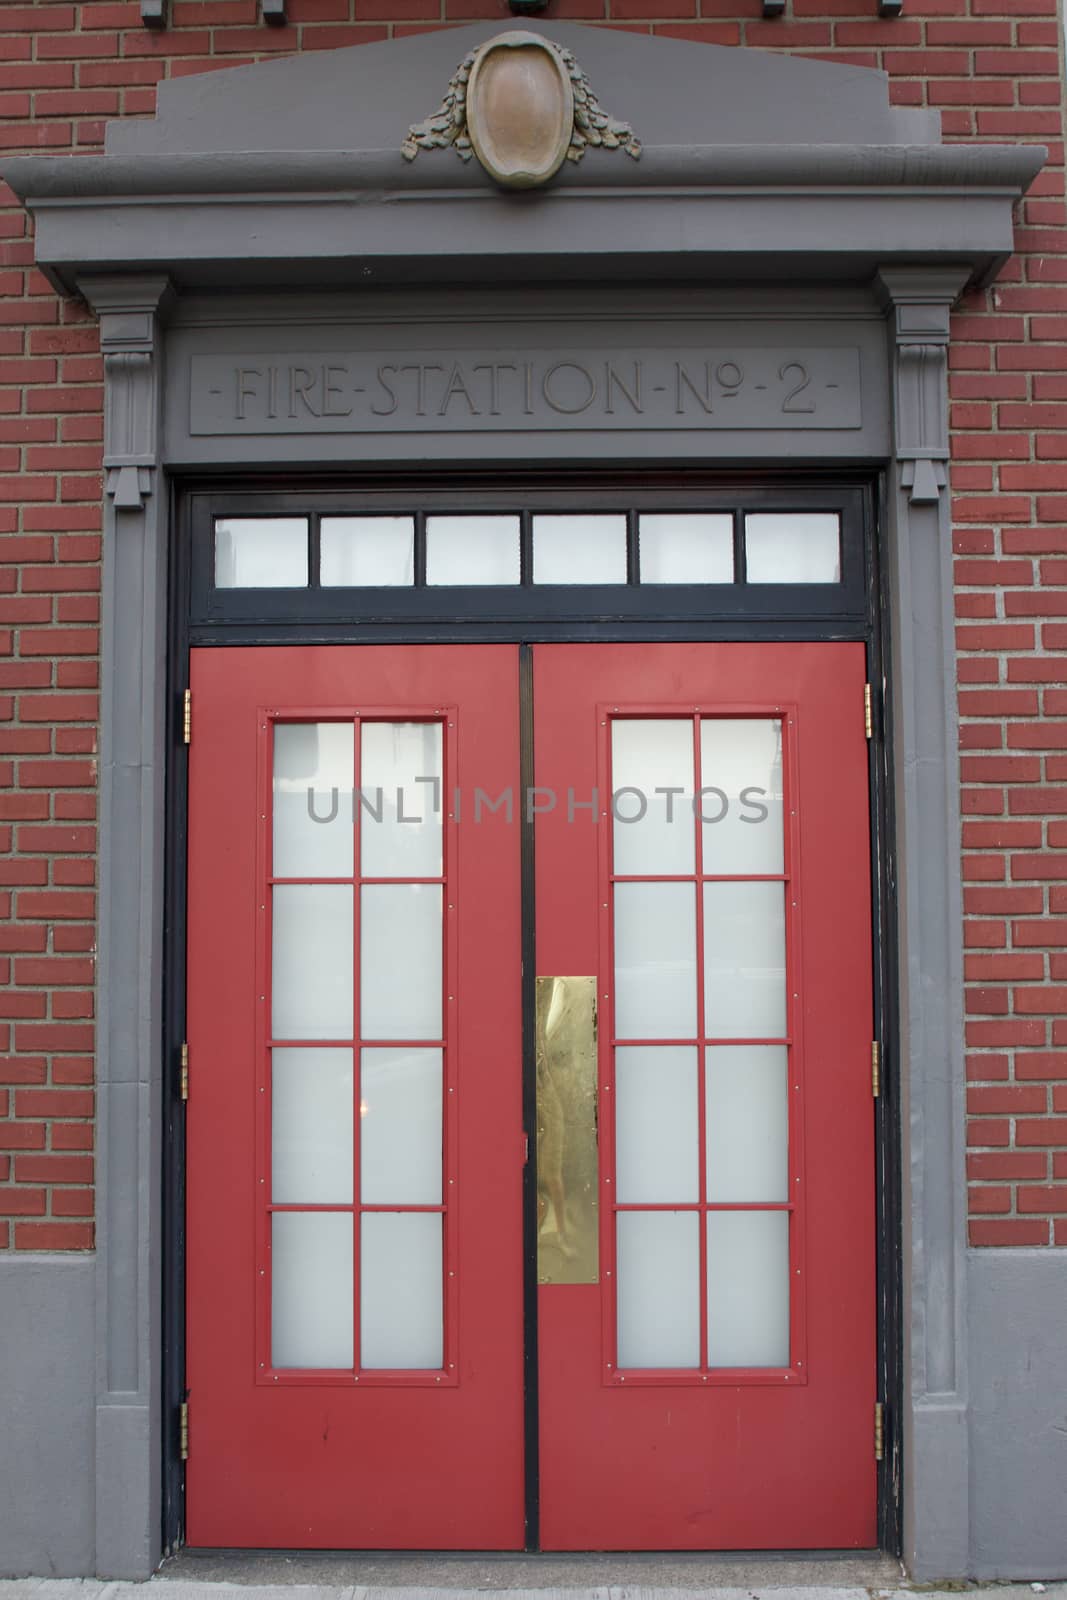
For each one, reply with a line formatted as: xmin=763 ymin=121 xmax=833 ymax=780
xmin=597 ymin=702 xmax=808 ymax=1387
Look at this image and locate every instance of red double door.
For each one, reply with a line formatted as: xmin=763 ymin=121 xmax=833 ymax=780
xmin=185 ymin=642 xmax=876 ymax=1552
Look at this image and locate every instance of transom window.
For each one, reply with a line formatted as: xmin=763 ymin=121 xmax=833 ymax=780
xmin=186 ymin=485 xmax=868 ymax=632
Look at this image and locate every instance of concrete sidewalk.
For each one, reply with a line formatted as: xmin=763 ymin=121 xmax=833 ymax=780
xmin=1 ymin=1576 xmax=1064 ymax=1600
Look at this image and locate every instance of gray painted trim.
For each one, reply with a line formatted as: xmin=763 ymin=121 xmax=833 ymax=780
xmin=877 ymin=267 xmax=972 ymax=1580
xmin=1 ymin=142 xmax=1045 ymax=197
xmin=88 ymin=273 xmax=172 ymax=1580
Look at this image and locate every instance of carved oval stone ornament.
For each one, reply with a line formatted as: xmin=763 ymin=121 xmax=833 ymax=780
xmin=465 ymin=33 xmax=574 ymax=189
xmin=401 ymin=31 xmax=641 ymax=185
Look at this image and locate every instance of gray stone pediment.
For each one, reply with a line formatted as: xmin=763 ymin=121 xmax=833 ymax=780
xmin=103 ymin=21 xmax=937 ymax=159
xmin=0 ymin=19 xmax=1045 ymax=294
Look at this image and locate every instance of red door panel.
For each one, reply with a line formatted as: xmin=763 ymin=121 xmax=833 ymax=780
xmin=186 ymin=645 xmax=525 ymax=1549
xmin=534 ymin=643 xmax=876 ymax=1551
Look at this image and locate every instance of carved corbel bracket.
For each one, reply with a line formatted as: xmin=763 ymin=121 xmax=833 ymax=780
xmin=877 ymin=266 xmax=970 ymax=506
xmin=78 ymin=275 xmax=173 ymax=514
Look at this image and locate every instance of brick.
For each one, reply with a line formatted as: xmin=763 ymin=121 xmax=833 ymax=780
xmin=969 ymin=1218 xmax=1050 ymax=1246
xmin=13 ymin=1221 xmax=93 ymax=1250
xmin=968 ymin=1150 xmax=1048 ymax=1180
xmin=1015 ymin=1118 xmax=1067 ymax=1145
xmin=967 ymin=1084 xmax=1048 ymax=1113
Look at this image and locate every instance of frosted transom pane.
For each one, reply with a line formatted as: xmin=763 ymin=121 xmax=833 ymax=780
xmin=703 ymin=881 xmax=787 ymax=1040
xmin=272 ymin=885 xmax=353 ymax=1041
xmin=271 ymin=1211 xmax=353 ymax=1369
xmin=360 ymin=722 xmax=443 ymax=879
xmin=360 ymin=1048 xmax=443 ymax=1204
xmin=699 ymin=719 xmax=784 ymax=876
xmin=612 ymin=719 xmax=695 ymax=877
xmin=614 ymin=882 xmax=697 ymax=1040
xmin=273 ymin=722 xmax=354 ymax=879
xmin=532 ymin=514 xmax=627 ymax=584
xmin=360 ymin=884 xmax=442 ymax=1040
xmin=745 ymin=513 xmax=841 ymax=584
xmin=616 ymin=1211 xmax=699 ymax=1369
xmin=707 ymin=1210 xmax=790 ymax=1368
xmin=425 ymin=515 xmax=520 ymax=585
xmin=639 ymin=513 xmax=734 ymax=584
xmin=214 ymin=517 xmax=308 ymax=588
xmin=272 ymin=1047 xmax=354 ymax=1204
xmin=706 ymin=1045 xmax=789 ymax=1203
xmin=361 ymin=1213 xmax=443 ymax=1369
xmin=320 ymin=516 xmax=414 ymax=587
xmin=615 ymin=1047 xmax=698 ymax=1203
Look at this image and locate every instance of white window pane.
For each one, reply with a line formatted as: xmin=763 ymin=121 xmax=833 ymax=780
xmin=321 ymin=516 xmax=414 ymax=587
xmin=707 ymin=1210 xmax=790 ymax=1368
xmin=745 ymin=513 xmax=841 ymax=584
xmin=361 ymin=1213 xmax=443 ymax=1369
xmin=359 ymin=722 xmax=443 ymax=879
xmin=273 ymin=722 xmax=354 ymax=879
xmin=214 ymin=517 xmax=308 ymax=588
xmin=272 ymin=1047 xmax=353 ymax=1204
xmin=360 ymin=1048 xmax=443 ymax=1204
xmin=615 ymin=1046 xmax=698 ymax=1203
xmin=272 ymin=885 xmax=353 ymax=1041
xmin=360 ymin=884 xmax=442 ymax=1040
xmin=699 ymin=719 xmax=784 ymax=876
xmin=639 ymin=513 xmax=734 ymax=584
xmin=703 ymin=881 xmax=787 ymax=1040
xmin=532 ymin=514 xmax=627 ymax=584
xmin=614 ymin=882 xmax=697 ymax=1040
xmin=425 ymin=515 xmax=520 ymax=585
xmin=706 ymin=1045 xmax=789 ymax=1203
xmin=271 ymin=1211 xmax=353 ymax=1369
xmin=612 ymin=719 xmax=695 ymax=877
xmin=616 ymin=1211 xmax=699 ymax=1369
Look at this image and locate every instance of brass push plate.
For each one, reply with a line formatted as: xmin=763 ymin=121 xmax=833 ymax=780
xmin=535 ymin=975 xmax=599 ymax=1285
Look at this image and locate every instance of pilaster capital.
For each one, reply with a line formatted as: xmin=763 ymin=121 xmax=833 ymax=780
xmin=876 ymin=265 xmax=970 ymax=504
xmin=78 ymin=275 xmax=173 ymax=510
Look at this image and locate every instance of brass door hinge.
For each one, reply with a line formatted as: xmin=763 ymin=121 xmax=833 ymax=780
xmin=182 ymin=689 xmax=192 ymax=745
xmin=179 ymin=1042 xmax=189 ymax=1103
xmin=864 ymin=683 xmax=873 ymax=740
xmin=874 ymin=1401 xmax=885 ymax=1462
xmin=871 ymin=1041 xmax=881 ymax=1100
xmin=179 ymin=1400 xmax=190 ymax=1461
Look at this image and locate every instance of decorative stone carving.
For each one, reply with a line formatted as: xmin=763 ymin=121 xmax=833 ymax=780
xmin=877 ymin=266 xmax=969 ymax=506
xmin=81 ymin=275 xmax=172 ymax=514
xmin=402 ymin=31 xmax=641 ymax=186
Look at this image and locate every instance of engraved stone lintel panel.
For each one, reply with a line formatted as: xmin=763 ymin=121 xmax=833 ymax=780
xmin=877 ymin=265 xmax=969 ymax=505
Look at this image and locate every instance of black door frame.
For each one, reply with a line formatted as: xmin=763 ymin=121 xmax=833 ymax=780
xmin=162 ymin=467 xmax=901 ymax=1557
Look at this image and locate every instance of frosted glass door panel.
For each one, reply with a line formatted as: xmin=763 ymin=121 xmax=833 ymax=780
xmin=320 ymin=516 xmax=415 ymax=587
xmin=615 ymin=1047 xmax=698 ymax=1202
xmin=705 ymin=1045 xmax=788 ymax=1202
xmin=272 ymin=885 xmax=353 ymax=1040
xmin=360 ymin=885 xmax=442 ymax=1040
xmin=215 ymin=517 xmax=308 ymax=589
xmin=360 ymin=722 xmax=443 ymax=879
xmin=271 ymin=1212 xmax=353 ymax=1369
xmin=361 ymin=1213 xmax=443 ymax=1369
xmin=703 ymin=882 xmax=787 ymax=1039
xmin=616 ymin=1211 xmax=699 ymax=1369
xmin=614 ymin=883 xmax=697 ymax=1040
xmin=699 ymin=719 xmax=784 ymax=876
xmin=425 ymin=515 xmax=520 ymax=585
xmin=532 ymin=514 xmax=627 ymax=584
xmin=271 ymin=1048 xmax=354 ymax=1203
xmin=745 ymin=513 xmax=841 ymax=584
xmin=360 ymin=1048 xmax=443 ymax=1204
xmin=273 ymin=722 xmax=354 ymax=878
xmin=611 ymin=720 xmax=695 ymax=876
xmin=707 ymin=1210 xmax=790 ymax=1367
xmin=638 ymin=513 xmax=734 ymax=584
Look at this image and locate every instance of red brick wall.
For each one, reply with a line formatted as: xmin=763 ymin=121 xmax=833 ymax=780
xmin=1 ymin=0 xmax=1065 ymax=1249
